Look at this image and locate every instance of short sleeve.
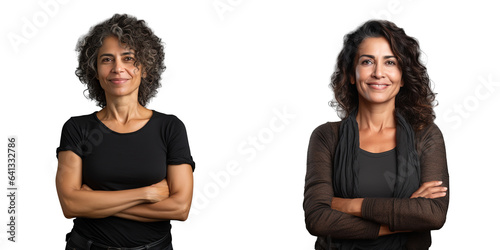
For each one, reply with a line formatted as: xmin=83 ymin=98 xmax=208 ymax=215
xmin=56 ymin=118 xmax=84 ymax=158
xmin=165 ymin=117 xmax=195 ymax=171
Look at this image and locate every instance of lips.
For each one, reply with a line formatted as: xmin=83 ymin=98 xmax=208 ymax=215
xmin=367 ymin=83 xmax=390 ymax=90
xmin=109 ymin=78 xmax=129 ymax=84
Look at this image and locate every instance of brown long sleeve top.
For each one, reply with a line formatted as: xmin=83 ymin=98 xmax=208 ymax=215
xmin=304 ymin=122 xmax=449 ymax=250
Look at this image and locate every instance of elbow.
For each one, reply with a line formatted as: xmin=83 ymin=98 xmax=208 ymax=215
xmin=407 ymin=208 xmax=447 ymax=230
xmin=167 ymin=202 xmax=191 ymax=221
xmin=60 ymin=199 xmax=104 ymax=219
xmin=59 ymin=199 xmax=77 ymax=219
xmin=61 ymin=202 xmax=86 ymax=219
xmin=62 ymin=210 xmax=76 ymax=219
xmin=305 ymin=215 xmax=328 ymax=236
xmin=428 ymin=213 xmax=447 ymax=230
xmin=306 ymin=224 xmax=322 ymax=237
xmin=176 ymin=204 xmax=191 ymax=221
xmin=425 ymin=203 xmax=448 ymax=230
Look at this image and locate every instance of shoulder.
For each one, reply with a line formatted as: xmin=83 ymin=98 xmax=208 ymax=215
xmin=309 ymin=121 xmax=342 ymax=146
xmin=61 ymin=112 xmax=98 ymax=130
xmin=151 ymin=110 xmax=183 ymax=123
xmin=415 ymin=122 xmax=444 ymax=142
xmin=415 ymin=122 xmax=446 ymax=153
xmin=67 ymin=112 xmax=96 ymax=124
xmin=311 ymin=121 xmax=341 ymax=138
xmin=151 ymin=110 xmax=188 ymax=132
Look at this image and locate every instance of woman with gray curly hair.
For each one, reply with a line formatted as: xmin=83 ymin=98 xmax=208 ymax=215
xmin=56 ymin=14 xmax=194 ymax=250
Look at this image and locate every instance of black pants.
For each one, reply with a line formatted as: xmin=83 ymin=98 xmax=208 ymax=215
xmin=65 ymin=231 xmax=173 ymax=250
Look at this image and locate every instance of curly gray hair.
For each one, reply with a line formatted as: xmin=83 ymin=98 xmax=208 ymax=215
xmin=75 ymin=14 xmax=165 ymax=107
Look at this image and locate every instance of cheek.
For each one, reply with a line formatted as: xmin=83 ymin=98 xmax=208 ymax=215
xmin=127 ymin=66 xmax=141 ymax=77
xmin=96 ymin=65 xmax=108 ymax=79
xmin=355 ymin=66 xmax=371 ymax=83
xmin=388 ymin=70 xmax=403 ymax=86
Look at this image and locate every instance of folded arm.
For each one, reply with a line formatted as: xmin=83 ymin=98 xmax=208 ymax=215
xmin=55 ymin=151 xmax=167 ymax=219
xmin=363 ymin=124 xmax=449 ymax=231
xmin=114 ymin=164 xmax=194 ymax=222
xmin=304 ymin=124 xmax=381 ymax=240
xmin=330 ymin=124 xmax=450 ymax=232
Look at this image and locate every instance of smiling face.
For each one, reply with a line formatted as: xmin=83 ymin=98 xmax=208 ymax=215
xmin=96 ymin=36 xmax=144 ymax=102
xmin=352 ymin=37 xmax=402 ymax=107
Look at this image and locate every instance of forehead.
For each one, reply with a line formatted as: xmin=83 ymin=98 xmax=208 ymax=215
xmin=98 ymin=36 xmax=135 ymax=54
xmin=357 ymin=37 xmax=393 ymax=55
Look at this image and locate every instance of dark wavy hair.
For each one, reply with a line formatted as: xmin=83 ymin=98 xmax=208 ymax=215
xmin=329 ymin=20 xmax=436 ymax=131
xmin=75 ymin=14 xmax=165 ymax=107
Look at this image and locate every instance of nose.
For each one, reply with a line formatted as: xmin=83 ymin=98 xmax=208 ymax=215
xmin=371 ymin=63 xmax=384 ymax=79
xmin=111 ymin=60 xmax=123 ymax=73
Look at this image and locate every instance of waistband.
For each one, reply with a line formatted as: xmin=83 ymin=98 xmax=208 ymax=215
xmin=67 ymin=231 xmax=171 ymax=250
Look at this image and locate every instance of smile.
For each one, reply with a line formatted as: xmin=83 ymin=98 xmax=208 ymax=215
xmin=367 ymin=83 xmax=390 ymax=90
xmin=109 ymin=78 xmax=129 ymax=84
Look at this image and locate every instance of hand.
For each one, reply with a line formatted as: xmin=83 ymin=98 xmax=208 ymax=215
xmin=81 ymin=184 xmax=93 ymax=191
xmin=146 ymin=179 xmax=169 ymax=203
xmin=378 ymin=224 xmax=410 ymax=236
xmin=410 ymin=181 xmax=447 ymax=199
xmin=331 ymin=197 xmax=363 ymax=217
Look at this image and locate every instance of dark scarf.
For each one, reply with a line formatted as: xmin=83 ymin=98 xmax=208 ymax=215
xmin=331 ymin=109 xmax=420 ymax=250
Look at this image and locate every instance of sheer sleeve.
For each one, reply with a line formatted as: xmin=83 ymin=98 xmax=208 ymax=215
xmin=361 ymin=123 xmax=449 ymax=231
xmin=304 ymin=123 xmax=380 ymax=239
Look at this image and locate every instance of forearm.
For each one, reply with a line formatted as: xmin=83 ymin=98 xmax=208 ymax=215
xmin=331 ymin=198 xmax=411 ymax=236
xmin=58 ymin=187 xmax=149 ymax=219
xmin=331 ymin=196 xmax=447 ymax=231
xmin=116 ymin=164 xmax=194 ymax=222
xmin=114 ymin=212 xmax=162 ymax=222
xmin=304 ymin=125 xmax=380 ymax=239
xmin=362 ymin=196 xmax=448 ymax=231
xmin=116 ymin=194 xmax=191 ymax=221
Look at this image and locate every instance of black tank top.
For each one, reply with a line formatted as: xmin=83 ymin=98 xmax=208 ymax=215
xmin=357 ymin=147 xmax=397 ymax=198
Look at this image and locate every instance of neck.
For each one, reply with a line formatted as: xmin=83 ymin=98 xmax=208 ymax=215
xmin=356 ymin=99 xmax=396 ymax=132
xmin=100 ymin=95 xmax=146 ymax=124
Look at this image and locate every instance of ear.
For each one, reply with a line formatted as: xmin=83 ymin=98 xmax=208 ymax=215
xmin=350 ymin=75 xmax=355 ymax=85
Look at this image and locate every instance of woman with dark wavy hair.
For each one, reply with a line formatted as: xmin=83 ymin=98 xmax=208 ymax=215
xmin=56 ymin=14 xmax=194 ymax=250
xmin=304 ymin=20 xmax=449 ymax=249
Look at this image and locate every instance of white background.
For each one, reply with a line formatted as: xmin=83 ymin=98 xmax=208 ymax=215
xmin=1 ymin=0 xmax=499 ymax=249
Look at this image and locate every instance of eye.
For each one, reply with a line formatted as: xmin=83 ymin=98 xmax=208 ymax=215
xmin=386 ymin=60 xmax=397 ymax=66
xmin=101 ymin=57 xmax=112 ymax=63
xmin=361 ymin=59 xmax=373 ymax=65
xmin=124 ymin=56 xmax=135 ymax=62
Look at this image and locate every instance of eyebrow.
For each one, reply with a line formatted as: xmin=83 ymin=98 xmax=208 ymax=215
xmin=99 ymin=52 xmax=135 ymax=58
xmin=359 ymin=54 xmax=395 ymax=59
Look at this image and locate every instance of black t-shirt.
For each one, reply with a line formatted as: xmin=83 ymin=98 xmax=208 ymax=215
xmin=357 ymin=147 xmax=396 ymax=198
xmin=56 ymin=110 xmax=195 ymax=247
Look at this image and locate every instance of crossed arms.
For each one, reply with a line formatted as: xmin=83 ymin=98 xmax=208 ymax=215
xmin=303 ymin=123 xmax=449 ymax=239
xmin=56 ymin=150 xmax=193 ymax=222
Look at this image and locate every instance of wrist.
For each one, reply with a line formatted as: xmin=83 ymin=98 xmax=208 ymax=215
xmin=348 ymin=198 xmax=363 ymax=217
xmin=142 ymin=186 xmax=155 ymax=203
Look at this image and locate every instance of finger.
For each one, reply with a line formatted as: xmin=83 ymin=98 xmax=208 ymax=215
xmin=424 ymin=186 xmax=447 ymax=195
xmin=413 ymin=181 xmax=439 ymax=195
xmin=422 ymin=181 xmax=443 ymax=188
xmin=410 ymin=187 xmax=448 ymax=198
xmin=413 ymin=181 xmax=443 ymax=195
xmin=430 ymin=192 xmax=447 ymax=199
xmin=415 ymin=187 xmax=447 ymax=199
